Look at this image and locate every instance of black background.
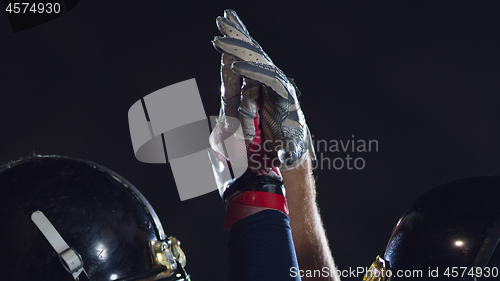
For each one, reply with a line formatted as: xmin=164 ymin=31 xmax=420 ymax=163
xmin=1 ymin=1 xmax=500 ymax=280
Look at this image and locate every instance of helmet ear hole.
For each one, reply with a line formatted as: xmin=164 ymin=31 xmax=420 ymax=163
xmin=0 ymin=155 xmax=188 ymax=281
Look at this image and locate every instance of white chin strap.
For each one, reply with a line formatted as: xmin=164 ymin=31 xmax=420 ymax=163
xmin=32 ymin=210 xmax=86 ymax=280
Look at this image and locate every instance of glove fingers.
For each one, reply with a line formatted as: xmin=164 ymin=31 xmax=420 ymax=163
xmin=259 ymin=86 xmax=290 ymax=163
xmin=212 ymin=10 xmax=313 ymax=169
xmin=216 ymin=10 xmax=265 ymax=52
xmin=224 ymin=9 xmax=248 ymax=34
xmin=216 ymin=15 xmax=253 ymax=44
xmin=216 ymin=16 xmax=249 ymax=42
xmin=231 ymin=61 xmax=296 ymax=101
xmin=239 ymin=79 xmax=260 ymax=125
xmin=220 ymin=53 xmax=242 ymax=122
xmin=213 ymin=37 xmax=273 ymax=65
xmin=211 ymin=53 xmax=243 ymax=164
xmin=233 ymin=62 xmax=308 ymax=167
xmin=221 ymin=54 xmax=241 ymax=100
xmin=239 ymin=78 xmax=260 ymax=144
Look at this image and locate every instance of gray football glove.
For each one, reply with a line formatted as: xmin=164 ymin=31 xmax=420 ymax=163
xmin=211 ymin=9 xmax=315 ymax=172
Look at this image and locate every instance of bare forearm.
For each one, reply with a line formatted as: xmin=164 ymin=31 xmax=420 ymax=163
xmin=282 ymin=157 xmax=340 ymax=281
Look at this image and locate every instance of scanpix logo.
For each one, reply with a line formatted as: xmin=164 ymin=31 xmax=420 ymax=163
xmin=128 ymin=79 xmax=248 ymax=201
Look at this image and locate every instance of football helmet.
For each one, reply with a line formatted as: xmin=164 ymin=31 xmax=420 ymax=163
xmin=364 ymin=176 xmax=500 ymax=280
xmin=0 ymin=155 xmax=189 ymax=281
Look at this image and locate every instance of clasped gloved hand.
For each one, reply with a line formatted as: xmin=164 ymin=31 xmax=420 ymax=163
xmin=209 ymin=10 xmax=316 ymax=229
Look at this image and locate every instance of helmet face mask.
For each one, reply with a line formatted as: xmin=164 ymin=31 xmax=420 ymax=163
xmin=364 ymin=176 xmax=500 ymax=281
xmin=0 ymin=155 xmax=189 ymax=281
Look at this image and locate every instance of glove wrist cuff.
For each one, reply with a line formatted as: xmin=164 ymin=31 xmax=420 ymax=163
xmin=223 ymin=191 xmax=288 ymax=230
xmin=222 ymin=170 xmax=288 ymax=230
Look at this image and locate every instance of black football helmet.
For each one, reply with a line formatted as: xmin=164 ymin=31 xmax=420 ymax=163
xmin=0 ymin=155 xmax=189 ymax=281
xmin=365 ymin=176 xmax=500 ymax=281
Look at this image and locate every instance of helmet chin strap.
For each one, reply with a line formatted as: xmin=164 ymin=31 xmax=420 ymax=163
xmin=31 ymin=211 xmax=90 ymax=281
